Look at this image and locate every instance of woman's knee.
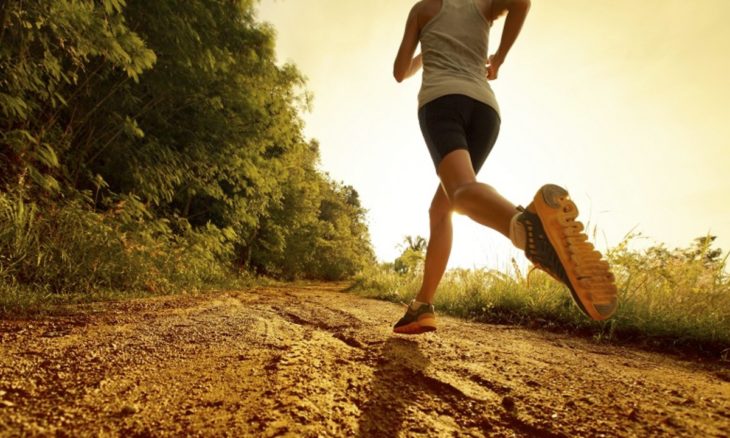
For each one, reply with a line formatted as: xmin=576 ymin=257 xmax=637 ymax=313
xmin=451 ymin=182 xmax=482 ymax=214
xmin=429 ymin=198 xmax=452 ymax=229
xmin=451 ymin=181 xmax=494 ymax=215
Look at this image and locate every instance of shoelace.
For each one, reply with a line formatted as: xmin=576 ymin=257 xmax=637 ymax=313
xmin=520 ymin=209 xmax=568 ymax=287
xmin=558 ymin=202 xmax=616 ymax=302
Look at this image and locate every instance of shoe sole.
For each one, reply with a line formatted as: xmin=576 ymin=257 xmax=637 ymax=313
xmin=393 ymin=316 xmax=437 ymax=335
xmin=533 ymin=184 xmax=617 ymax=321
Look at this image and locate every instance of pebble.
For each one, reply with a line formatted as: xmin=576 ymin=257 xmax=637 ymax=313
xmin=120 ymin=404 xmax=139 ymax=416
xmin=501 ymin=396 xmax=516 ymax=411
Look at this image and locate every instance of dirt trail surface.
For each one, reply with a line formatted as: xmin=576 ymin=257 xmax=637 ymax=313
xmin=0 ymin=284 xmax=728 ymax=437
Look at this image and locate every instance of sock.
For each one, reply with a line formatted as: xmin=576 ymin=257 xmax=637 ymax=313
xmin=410 ymin=299 xmax=429 ymax=310
xmin=509 ymin=213 xmax=526 ymax=250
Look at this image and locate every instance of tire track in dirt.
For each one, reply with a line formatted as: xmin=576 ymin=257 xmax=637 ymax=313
xmin=0 ymin=283 xmax=728 ymax=437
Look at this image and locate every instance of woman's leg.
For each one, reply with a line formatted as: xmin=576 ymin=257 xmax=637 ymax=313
xmin=414 ymin=186 xmax=453 ymax=304
xmin=438 ymin=149 xmax=518 ymax=238
xmin=414 ymin=149 xmax=522 ymax=305
xmin=402 ymin=97 xmax=523 ymax=326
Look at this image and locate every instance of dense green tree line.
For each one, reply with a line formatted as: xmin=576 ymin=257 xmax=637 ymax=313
xmin=0 ymin=0 xmax=374 ymax=295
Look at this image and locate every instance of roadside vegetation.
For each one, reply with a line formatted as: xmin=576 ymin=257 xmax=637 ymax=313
xmin=0 ymin=0 xmax=373 ymax=315
xmin=351 ymin=234 xmax=730 ymax=359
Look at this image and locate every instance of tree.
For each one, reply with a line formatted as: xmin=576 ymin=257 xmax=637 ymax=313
xmin=0 ymin=0 xmax=156 ymax=194
xmin=1 ymin=0 xmax=376 ymax=290
xmin=394 ymin=235 xmax=427 ymax=275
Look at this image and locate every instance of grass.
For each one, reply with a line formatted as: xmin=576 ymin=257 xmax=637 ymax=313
xmin=0 ymin=191 xmax=252 ymax=318
xmin=349 ymin=235 xmax=730 ymax=360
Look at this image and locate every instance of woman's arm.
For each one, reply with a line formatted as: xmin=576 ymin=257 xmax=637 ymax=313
xmin=393 ymin=4 xmax=422 ymax=83
xmin=488 ymin=0 xmax=531 ymax=80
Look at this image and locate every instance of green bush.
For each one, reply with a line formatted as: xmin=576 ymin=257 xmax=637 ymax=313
xmin=0 ymin=191 xmax=236 ymax=300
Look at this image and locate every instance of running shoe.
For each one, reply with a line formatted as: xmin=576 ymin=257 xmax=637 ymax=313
xmin=393 ymin=301 xmax=437 ymax=334
xmin=517 ymin=184 xmax=618 ymax=320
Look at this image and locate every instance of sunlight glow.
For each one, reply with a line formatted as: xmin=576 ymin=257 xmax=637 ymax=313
xmin=258 ymin=0 xmax=730 ymax=267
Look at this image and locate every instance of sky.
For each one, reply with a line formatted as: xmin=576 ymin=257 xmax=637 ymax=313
xmin=257 ymin=0 xmax=730 ymax=270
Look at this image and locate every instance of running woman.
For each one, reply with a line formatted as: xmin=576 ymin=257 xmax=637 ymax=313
xmin=392 ymin=0 xmax=618 ymax=334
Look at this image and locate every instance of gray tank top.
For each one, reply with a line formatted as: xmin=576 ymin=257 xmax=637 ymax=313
xmin=418 ymin=0 xmax=500 ymax=115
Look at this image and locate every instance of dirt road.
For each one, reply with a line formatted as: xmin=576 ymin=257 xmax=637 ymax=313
xmin=0 ymin=284 xmax=728 ymax=437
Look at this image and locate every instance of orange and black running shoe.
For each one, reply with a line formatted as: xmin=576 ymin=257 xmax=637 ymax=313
xmin=393 ymin=301 xmax=437 ymax=335
xmin=517 ymin=184 xmax=618 ymax=320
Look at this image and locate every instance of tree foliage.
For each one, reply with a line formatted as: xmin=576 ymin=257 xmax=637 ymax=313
xmin=394 ymin=235 xmax=427 ymax=275
xmin=0 ymin=0 xmax=374 ymax=293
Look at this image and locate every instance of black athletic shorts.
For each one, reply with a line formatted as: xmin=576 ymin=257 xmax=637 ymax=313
xmin=418 ymin=94 xmax=501 ymax=173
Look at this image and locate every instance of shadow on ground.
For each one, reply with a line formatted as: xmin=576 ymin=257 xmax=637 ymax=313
xmin=357 ymin=337 xmax=430 ymax=436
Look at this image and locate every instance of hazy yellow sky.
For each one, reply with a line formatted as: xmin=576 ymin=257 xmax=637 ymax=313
xmin=258 ymin=0 xmax=730 ymax=268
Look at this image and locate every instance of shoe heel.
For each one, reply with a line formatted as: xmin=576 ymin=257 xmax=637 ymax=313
xmin=418 ymin=316 xmax=437 ymax=330
xmin=539 ymin=184 xmax=569 ymax=209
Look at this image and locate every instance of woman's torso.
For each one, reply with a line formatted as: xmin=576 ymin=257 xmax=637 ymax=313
xmin=417 ymin=0 xmax=500 ymax=114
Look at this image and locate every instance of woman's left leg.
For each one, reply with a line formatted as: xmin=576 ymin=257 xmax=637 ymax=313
xmin=393 ymin=185 xmax=452 ymax=334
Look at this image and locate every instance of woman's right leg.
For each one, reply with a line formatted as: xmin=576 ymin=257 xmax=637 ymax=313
xmin=437 ymin=149 xmax=520 ymax=240
xmin=437 ymin=150 xmax=617 ymax=321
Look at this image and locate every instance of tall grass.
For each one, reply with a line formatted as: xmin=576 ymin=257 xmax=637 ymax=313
xmin=351 ymin=235 xmax=730 ymax=358
xmin=0 ymin=191 xmax=247 ymax=315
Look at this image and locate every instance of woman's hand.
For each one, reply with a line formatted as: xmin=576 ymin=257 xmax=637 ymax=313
xmin=486 ymin=54 xmax=504 ymax=80
xmin=487 ymin=0 xmax=530 ymax=81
